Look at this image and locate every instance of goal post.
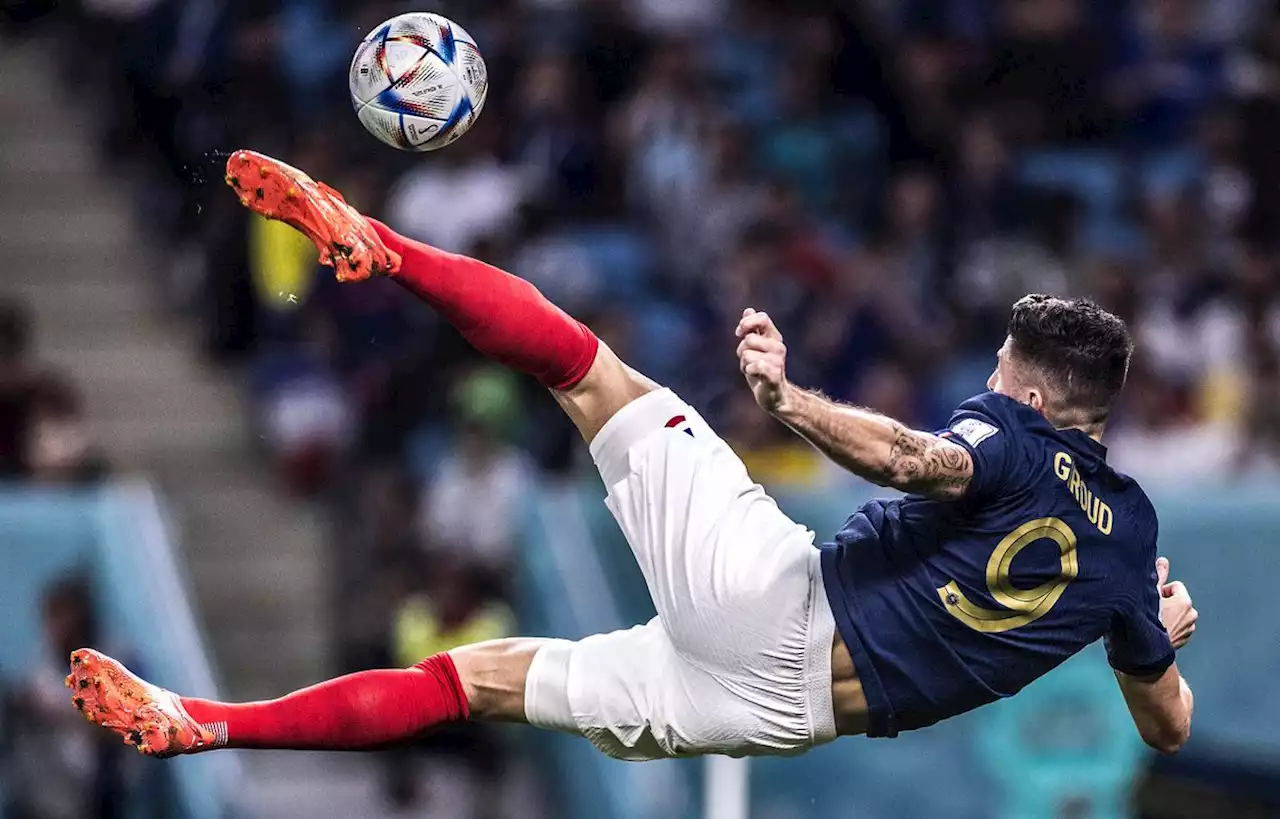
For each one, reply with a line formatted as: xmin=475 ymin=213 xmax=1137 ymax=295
xmin=703 ymin=755 xmax=750 ymax=819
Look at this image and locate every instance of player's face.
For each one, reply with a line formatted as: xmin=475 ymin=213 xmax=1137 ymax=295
xmin=987 ymin=340 xmax=1011 ymax=393
xmin=988 ymin=339 xmax=1045 ymax=413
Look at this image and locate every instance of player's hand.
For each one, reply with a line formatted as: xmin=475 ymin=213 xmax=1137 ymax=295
xmin=736 ymin=308 xmax=793 ymax=414
xmin=1156 ymin=557 xmax=1197 ymax=650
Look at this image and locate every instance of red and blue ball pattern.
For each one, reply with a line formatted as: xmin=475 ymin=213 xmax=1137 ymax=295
xmin=348 ymin=12 xmax=488 ymax=152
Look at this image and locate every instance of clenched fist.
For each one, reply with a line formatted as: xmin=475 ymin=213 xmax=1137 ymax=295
xmin=736 ymin=308 xmax=794 ymax=414
xmin=1156 ymin=557 xmax=1198 ymax=650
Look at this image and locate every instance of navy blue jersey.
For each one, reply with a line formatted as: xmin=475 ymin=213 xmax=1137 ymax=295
xmin=820 ymin=392 xmax=1173 ymax=738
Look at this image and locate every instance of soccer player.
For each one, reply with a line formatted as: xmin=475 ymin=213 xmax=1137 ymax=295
xmin=67 ymin=150 xmax=1197 ymax=760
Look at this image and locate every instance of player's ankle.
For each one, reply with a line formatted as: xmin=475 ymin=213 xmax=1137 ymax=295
xmin=365 ymin=217 xmax=405 ymax=256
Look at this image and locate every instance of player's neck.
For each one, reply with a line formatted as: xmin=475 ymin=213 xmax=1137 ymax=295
xmin=1042 ymin=407 xmax=1106 ymax=443
xmin=1054 ymin=421 xmax=1105 ymax=443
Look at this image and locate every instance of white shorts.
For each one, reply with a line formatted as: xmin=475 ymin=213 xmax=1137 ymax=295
xmin=525 ymin=389 xmax=838 ymax=760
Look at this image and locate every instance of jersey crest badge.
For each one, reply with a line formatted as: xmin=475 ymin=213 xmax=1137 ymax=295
xmin=949 ymin=417 xmax=999 ymax=448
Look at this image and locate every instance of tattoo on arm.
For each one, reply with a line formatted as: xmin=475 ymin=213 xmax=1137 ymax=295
xmin=886 ymin=423 xmax=974 ymax=499
xmin=775 ymin=388 xmax=974 ymax=500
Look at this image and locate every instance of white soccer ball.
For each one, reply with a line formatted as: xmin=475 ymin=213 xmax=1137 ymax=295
xmin=349 ymin=12 xmax=488 ymax=152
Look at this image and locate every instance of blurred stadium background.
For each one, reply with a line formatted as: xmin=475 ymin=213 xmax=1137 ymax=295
xmin=1 ymin=0 xmax=1278 ymax=817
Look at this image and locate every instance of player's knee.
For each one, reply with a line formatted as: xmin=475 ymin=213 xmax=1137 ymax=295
xmin=448 ymin=638 xmax=545 ymax=723
xmin=554 ymin=342 xmax=659 ymax=443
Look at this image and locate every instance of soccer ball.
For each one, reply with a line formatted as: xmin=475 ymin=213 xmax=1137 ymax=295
xmin=349 ymin=12 xmax=488 ymax=152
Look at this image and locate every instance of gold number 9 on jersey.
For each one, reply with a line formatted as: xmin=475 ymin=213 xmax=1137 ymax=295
xmin=937 ymin=517 xmax=1078 ymax=633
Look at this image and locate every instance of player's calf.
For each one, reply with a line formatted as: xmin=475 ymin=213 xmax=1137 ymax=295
xmin=368 ymin=218 xmax=659 ymax=443
xmin=68 ymin=641 xmax=557 ymax=755
xmin=224 ymin=150 xmax=662 ymax=444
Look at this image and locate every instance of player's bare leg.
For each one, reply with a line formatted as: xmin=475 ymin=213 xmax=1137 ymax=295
xmin=68 ymin=640 xmax=547 ymax=756
xmin=225 ymin=150 xmax=658 ymax=443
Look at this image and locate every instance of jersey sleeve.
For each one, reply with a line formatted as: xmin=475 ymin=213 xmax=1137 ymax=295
xmin=937 ymin=393 xmax=1019 ymax=504
xmin=1105 ymin=520 xmax=1176 ymax=677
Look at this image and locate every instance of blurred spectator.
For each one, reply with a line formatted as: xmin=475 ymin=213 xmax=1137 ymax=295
xmin=1195 ymin=101 xmax=1253 ymax=264
xmin=386 ymin=116 xmax=526 ymax=254
xmin=1131 ymin=189 xmax=1217 ymax=386
xmin=951 ymin=110 xmax=1020 ymax=243
xmin=1107 ymin=356 xmax=1239 ymax=482
xmin=336 ymin=463 xmax=426 ymax=673
xmin=1237 ymin=339 xmax=1280 ymax=476
xmin=45 ymin=0 xmax=1280 ymax=502
xmin=420 ymin=366 xmax=532 ymax=596
xmin=385 ymin=559 xmax=513 ymax=817
xmin=4 ymin=576 xmax=130 ymax=819
xmin=978 ymin=0 xmax=1115 ymax=143
xmin=627 ymin=0 xmax=728 ymax=35
xmin=26 ymin=375 xmax=110 ymax=487
xmin=391 ymin=559 xmax=514 ymax=671
xmin=614 ymin=37 xmax=715 ymax=220
xmin=0 ymin=298 xmax=36 ymax=479
xmin=1112 ymin=0 xmax=1224 ymax=147
xmin=508 ymin=206 xmax=606 ymax=316
xmin=252 ymin=308 xmax=355 ymax=495
xmin=506 ymin=52 xmax=603 ymax=216
xmin=672 ymin=120 xmax=767 ymax=280
xmin=756 ymin=57 xmax=861 ymax=216
xmin=723 ymin=389 xmax=825 ymax=488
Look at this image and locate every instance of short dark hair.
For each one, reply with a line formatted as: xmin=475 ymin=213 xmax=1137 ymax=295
xmin=1007 ymin=294 xmax=1133 ymax=423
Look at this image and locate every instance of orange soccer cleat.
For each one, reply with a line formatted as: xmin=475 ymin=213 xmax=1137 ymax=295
xmin=224 ymin=149 xmax=401 ymax=282
xmin=67 ymin=648 xmax=217 ymax=758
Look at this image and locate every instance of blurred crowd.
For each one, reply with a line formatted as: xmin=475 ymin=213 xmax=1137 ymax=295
xmin=0 ymin=299 xmax=110 ymax=490
xmin=7 ymin=0 xmax=1276 ymax=490
xmin=1 ymin=575 xmax=144 ymax=819
xmin=5 ymin=0 xmax=1280 ymax=811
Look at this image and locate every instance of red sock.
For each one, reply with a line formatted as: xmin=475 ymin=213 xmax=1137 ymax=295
xmin=368 ymin=219 xmax=599 ymax=391
xmin=180 ymin=654 xmax=469 ymax=751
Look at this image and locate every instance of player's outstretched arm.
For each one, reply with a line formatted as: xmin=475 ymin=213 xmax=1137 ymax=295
xmin=735 ymin=309 xmax=973 ymax=500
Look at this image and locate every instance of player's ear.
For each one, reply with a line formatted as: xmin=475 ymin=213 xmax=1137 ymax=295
xmin=1025 ymin=388 xmax=1046 ymax=415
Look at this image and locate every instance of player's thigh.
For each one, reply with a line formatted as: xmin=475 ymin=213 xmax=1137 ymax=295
xmin=589 ymin=387 xmax=819 ymax=659
xmin=524 ymin=618 xmax=831 ymax=759
xmin=552 ymin=340 xmax=661 ymax=444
